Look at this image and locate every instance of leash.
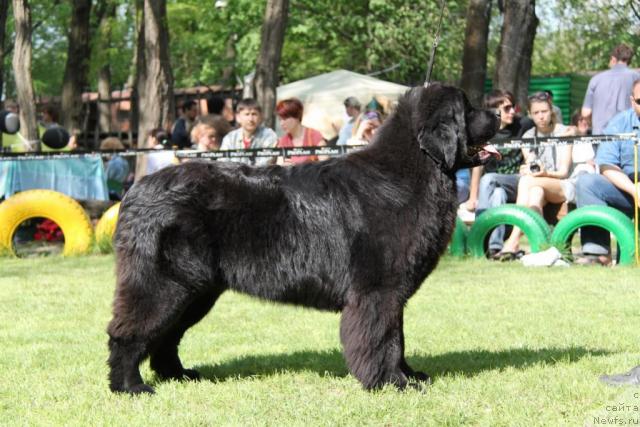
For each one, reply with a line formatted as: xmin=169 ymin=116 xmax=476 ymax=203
xmin=424 ymin=0 xmax=446 ymax=87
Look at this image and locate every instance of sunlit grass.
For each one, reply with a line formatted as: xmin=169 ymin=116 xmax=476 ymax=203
xmin=1 ymin=255 xmax=639 ymax=426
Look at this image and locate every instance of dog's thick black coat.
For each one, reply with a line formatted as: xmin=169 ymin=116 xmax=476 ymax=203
xmin=107 ymin=84 xmax=500 ymax=394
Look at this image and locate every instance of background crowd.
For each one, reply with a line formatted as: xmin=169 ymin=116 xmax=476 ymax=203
xmin=6 ymin=43 xmax=639 ymax=268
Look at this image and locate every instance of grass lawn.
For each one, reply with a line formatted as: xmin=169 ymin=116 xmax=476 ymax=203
xmin=1 ymin=255 xmax=640 ymax=426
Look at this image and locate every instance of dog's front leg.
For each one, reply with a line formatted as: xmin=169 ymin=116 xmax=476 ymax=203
xmin=340 ymin=292 xmax=411 ymax=390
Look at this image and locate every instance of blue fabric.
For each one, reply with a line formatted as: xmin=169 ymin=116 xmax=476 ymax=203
xmin=576 ymin=173 xmax=636 ymax=255
xmin=105 ymin=155 xmax=130 ymax=184
xmin=455 ymin=169 xmax=470 ymax=204
xmin=475 ymin=173 xmax=520 ymax=251
xmin=0 ymin=156 xmax=109 ymax=201
xmin=337 ymin=120 xmax=355 ymax=146
xmin=595 ymin=108 xmax=640 ymax=176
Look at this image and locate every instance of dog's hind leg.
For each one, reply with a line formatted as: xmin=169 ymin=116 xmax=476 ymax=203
xmin=107 ymin=280 xmax=193 ymax=395
xmin=340 ymin=292 xmax=411 ymax=390
xmin=149 ymin=288 xmax=224 ymax=381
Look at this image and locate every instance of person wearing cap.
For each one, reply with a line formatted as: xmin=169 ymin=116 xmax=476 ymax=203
xmin=347 ymin=110 xmax=382 ymax=145
xmin=337 ymin=97 xmax=361 ymax=145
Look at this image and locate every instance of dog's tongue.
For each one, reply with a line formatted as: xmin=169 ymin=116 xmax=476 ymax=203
xmin=480 ymin=144 xmax=501 ymax=161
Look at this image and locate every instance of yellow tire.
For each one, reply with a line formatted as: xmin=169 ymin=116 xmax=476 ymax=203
xmin=0 ymin=189 xmax=93 ymax=256
xmin=95 ymin=202 xmax=120 ymax=253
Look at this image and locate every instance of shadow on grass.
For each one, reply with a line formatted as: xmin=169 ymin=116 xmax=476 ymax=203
xmin=182 ymin=346 xmax=611 ymax=384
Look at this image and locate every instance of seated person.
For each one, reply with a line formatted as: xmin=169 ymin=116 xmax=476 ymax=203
xmin=100 ymin=137 xmax=130 ymax=200
xmin=465 ymin=90 xmax=534 ymax=255
xmin=276 ymin=98 xmax=325 ymax=165
xmin=220 ymin=98 xmax=278 ymax=165
xmin=497 ymin=92 xmax=577 ymax=260
xmin=144 ymin=128 xmax=176 ymax=175
xmin=574 ymin=79 xmax=640 ymax=266
xmin=171 ymin=100 xmax=198 ymax=149
xmin=191 ymin=115 xmax=232 ymax=152
xmin=346 ymin=111 xmax=383 ymax=145
xmin=336 ymin=97 xmax=362 ymax=145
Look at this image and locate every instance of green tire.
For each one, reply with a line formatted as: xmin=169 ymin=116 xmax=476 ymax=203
xmin=550 ymin=205 xmax=636 ymax=266
xmin=467 ymin=205 xmax=551 ymax=258
xmin=449 ymin=218 xmax=468 ymax=257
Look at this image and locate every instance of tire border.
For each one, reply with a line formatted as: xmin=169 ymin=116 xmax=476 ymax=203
xmin=467 ymin=204 xmax=551 ymax=258
xmin=0 ymin=189 xmax=93 ymax=256
xmin=95 ymin=202 xmax=120 ymax=254
xmin=550 ymin=205 xmax=636 ymax=266
xmin=449 ymin=218 xmax=468 ymax=257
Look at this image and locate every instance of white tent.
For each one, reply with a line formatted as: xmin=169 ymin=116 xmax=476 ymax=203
xmin=276 ymin=70 xmax=410 ymax=140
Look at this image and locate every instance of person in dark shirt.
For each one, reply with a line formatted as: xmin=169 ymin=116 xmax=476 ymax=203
xmin=171 ymin=100 xmax=199 ymax=149
xmin=463 ymin=90 xmax=534 ymax=257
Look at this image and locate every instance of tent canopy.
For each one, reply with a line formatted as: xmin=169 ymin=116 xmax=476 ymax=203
xmin=276 ymin=70 xmax=410 ymax=140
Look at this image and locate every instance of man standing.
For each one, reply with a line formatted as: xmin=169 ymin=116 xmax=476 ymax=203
xmin=171 ymin=100 xmax=199 ymax=149
xmin=582 ymin=44 xmax=640 ymax=135
xmin=336 ymin=97 xmax=362 ymax=145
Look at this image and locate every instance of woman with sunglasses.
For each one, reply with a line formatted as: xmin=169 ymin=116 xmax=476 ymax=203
xmin=496 ymin=92 xmax=582 ymax=260
xmin=463 ymin=90 xmax=534 ymax=257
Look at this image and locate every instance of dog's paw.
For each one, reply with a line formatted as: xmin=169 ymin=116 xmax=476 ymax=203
xmin=408 ymin=370 xmax=431 ymax=384
xmin=182 ymin=368 xmax=201 ymax=381
xmin=126 ymin=383 xmax=156 ymax=395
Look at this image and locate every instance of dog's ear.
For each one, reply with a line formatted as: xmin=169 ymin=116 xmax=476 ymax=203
xmin=417 ymin=101 xmax=465 ymax=171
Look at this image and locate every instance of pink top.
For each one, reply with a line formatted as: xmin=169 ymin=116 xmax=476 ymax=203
xmin=277 ymin=127 xmax=324 ymax=164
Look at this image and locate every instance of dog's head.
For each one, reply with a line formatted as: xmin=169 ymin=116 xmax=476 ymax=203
xmin=410 ymin=83 xmax=501 ymax=172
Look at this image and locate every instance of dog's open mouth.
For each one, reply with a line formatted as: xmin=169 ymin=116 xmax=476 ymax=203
xmin=468 ymin=144 xmax=502 ymax=161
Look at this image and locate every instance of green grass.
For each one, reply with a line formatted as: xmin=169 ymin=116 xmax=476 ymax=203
xmin=1 ymin=255 xmax=640 ymax=426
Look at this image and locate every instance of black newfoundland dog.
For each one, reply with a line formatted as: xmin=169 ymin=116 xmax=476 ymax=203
xmin=107 ymin=83 xmax=500 ymax=394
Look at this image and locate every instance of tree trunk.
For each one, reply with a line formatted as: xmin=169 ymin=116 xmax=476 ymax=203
xmin=96 ymin=1 xmax=116 ymax=134
xmin=12 ymin=0 xmax=38 ymax=150
xmin=460 ymin=0 xmax=491 ymax=107
xmin=127 ymin=0 xmax=143 ymax=146
xmin=514 ymin=11 xmax=537 ymax=110
xmin=253 ymin=0 xmax=289 ymax=129
xmin=0 ymin=0 xmax=9 ymax=107
xmin=220 ymin=33 xmax=237 ymax=89
xmin=136 ymin=0 xmax=174 ymax=148
xmin=61 ymin=0 xmax=92 ymax=131
xmin=493 ymin=0 xmax=538 ymax=110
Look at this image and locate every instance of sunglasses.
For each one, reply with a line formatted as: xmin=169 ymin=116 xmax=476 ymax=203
xmin=500 ymin=104 xmax=515 ymax=112
xmin=528 ymin=92 xmax=551 ymax=102
xmin=634 ymin=98 xmax=640 ymax=105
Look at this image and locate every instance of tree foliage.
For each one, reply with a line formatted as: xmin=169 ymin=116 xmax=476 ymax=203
xmin=1 ymin=0 xmax=639 ymax=99
xmin=532 ymin=0 xmax=640 ymax=75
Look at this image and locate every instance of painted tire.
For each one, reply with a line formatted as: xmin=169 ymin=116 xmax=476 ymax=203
xmin=449 ymin=218 xmax=468 ymax=257
xmin=95 ymin=202 xmax=120 ymax=254
xmin=551 ymin=205 xmax=636 ymax=266
xmin=467 ymin=204 xmax=551 ymax=258
xmin=0 ymin=189 xmax=93 ymax=256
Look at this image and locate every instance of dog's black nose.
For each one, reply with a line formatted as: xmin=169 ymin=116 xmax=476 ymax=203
xmin=492 ymin=108 xmax=501 ymax=119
